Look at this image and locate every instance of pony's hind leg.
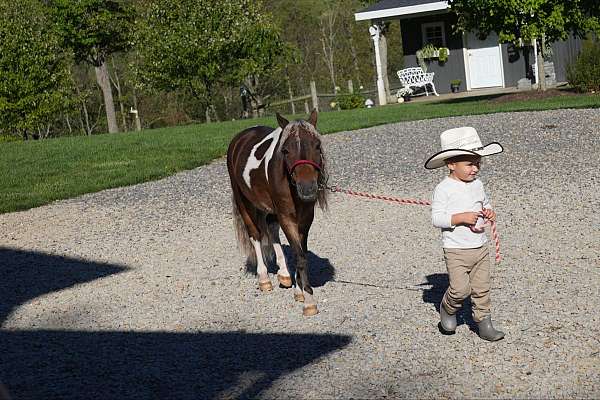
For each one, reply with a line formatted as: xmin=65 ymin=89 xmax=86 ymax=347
xmin=231 ymin=190 xmax=272 ymax=292
xmin=266 ymin=215 xmax=292 ymax=288
xmin=250 ymin=237 xmax=273 ymax=292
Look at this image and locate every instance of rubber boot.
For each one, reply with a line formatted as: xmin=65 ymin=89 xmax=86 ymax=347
xmin=477 ymin=316 xmax=505 ymax=341
xmin=438 ymin=303 xmax=457 ymax=335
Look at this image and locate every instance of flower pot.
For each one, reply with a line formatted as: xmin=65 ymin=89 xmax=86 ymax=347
xmin=450 ymin=85 xmax=460 ymax=93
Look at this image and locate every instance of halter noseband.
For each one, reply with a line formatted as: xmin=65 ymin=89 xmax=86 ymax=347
xmin=288 ymin=159 xmax=321 ymax=175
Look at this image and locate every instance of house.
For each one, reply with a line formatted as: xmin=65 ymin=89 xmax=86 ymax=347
xmin=355 ymin=0 xmax=583 ymax=102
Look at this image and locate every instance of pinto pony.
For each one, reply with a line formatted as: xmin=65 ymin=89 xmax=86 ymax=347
xmin=226 ymin=110 xmax=328 ymax=316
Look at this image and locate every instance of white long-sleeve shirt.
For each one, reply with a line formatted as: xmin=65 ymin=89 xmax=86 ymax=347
xmin=431 ymin=176 xmax=490 ymax=249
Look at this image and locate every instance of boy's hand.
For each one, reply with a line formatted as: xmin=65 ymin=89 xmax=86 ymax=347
xmin=451 ymin=212 xmax=480 ymax=226
xmin=482 ymin=208 xmax=496 ymax=222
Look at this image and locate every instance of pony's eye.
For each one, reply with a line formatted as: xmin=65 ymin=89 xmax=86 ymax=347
xmin=281 ymin=148 xmax=289 ymax=155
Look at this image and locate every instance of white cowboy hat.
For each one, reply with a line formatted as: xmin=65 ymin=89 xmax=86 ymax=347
xmin=424 ymin=127 xmax=503 ymax=169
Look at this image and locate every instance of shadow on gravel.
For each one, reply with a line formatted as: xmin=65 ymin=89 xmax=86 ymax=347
xmin=284 ymin=246 xmax=335 ymax=287
xmin=0 ymin=330 xmax=351 ymax=399
xmin=421 ymin=273 xmax=476 ymax=331
xmin=0 ymin=248 xmax=350 ymax=399
xmin=0 ymin=247 xmax=128 ymax=326
xmin=245 ymin=245 xmax=335 ymax=288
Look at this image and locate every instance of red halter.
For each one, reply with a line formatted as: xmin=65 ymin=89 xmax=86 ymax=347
xmin=288 ymin=159 xmax=321 ymax=174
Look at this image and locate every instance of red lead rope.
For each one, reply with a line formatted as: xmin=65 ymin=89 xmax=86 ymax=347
xmin=328 ymin=186 xmax=501 ymax=263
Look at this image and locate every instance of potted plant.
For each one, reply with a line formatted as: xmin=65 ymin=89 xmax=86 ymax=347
xmin=416 ymin=44 xmax=436 ymax=71
xmin=438 ymin=47 xmax=449 ymax=63
xmin=450 ymin=79 xmax=461 ymax=93
xmin=396 ymin=86 xmax=413 ymax=102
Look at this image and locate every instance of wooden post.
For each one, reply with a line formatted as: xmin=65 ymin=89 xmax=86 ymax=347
xmin=304 ymin=101 xmax=310 ymax=114
xmin=310 ymin=80 xmax=319 ymax=111
xmin=287 ymin=74 xmax=296 ymax=114
xmin=347 ymin=80 xmax=354 ymax=94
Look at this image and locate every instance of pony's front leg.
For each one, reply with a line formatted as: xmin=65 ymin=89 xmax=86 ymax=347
xmin=295 ymin=246 xmax=318 ymax=316
xmin=279 ymin=215 xmax=317 ymax=316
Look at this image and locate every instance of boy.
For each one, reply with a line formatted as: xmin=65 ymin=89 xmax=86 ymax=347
xmin=425 ymin=127 xmax=505 ymax=342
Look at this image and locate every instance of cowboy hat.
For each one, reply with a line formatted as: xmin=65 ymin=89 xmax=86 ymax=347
xmin=424 ymin=127 xmax=503 ymax=169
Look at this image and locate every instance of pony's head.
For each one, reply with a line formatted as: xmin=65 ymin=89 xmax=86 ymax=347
xmin=276 ymin=110 xmax=327 ymax=209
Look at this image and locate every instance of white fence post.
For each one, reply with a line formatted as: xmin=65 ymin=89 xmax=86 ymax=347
xmin=310 ymin=80 xmax=319 ymax=111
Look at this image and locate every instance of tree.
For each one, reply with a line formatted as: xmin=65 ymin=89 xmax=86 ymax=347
xmin=318 ymin=4 xmax=340 ymax=94
xmin=51 ymin=0 xmax=135 ymax=132
xmin=449 ymin=0 xmax=600 ymax=90
xmin=135 ymin=0 xmax=289 ymax=122
xmin=0 ymin=0 xmax=74 ymax=140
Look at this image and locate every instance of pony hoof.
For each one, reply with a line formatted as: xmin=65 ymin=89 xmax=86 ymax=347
xmin=294 ymin=293 xmax=305 ymax=302
xmin=303 ymin=304 xmax=318 ymax=317
xmin=258 ymin=280 xmax=273 ymax=292
xmin=277 ymin=275 xmax=292 ymax=288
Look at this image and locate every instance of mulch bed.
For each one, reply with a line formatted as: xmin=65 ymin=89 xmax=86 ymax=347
xmin=489 ymin=88 xmax=582 ymax=103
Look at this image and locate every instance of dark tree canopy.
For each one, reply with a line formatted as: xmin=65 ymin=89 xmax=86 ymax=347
xmin=50 ymin=0 xmax=136 ymax=67
xmin=0 ymin=0 xmax=73 ymax=138
xmin=449 ymin=0 xmax=600 ymax=44
xmin=135 ymin=0 xmax=290 ymax=102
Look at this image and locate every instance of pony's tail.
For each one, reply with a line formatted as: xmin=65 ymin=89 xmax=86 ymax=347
xmin=232 ymin=195 xmax=256 ymax=267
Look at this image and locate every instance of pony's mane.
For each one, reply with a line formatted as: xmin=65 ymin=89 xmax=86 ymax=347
xmin=278 ymin=120 xmax=328 ymax=211
xmin=277 ymin=120 xmax=321 ymax=152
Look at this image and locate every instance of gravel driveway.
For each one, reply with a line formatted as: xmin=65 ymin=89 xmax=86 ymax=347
xmin=1 ymin=109 xmax=599 ymax=399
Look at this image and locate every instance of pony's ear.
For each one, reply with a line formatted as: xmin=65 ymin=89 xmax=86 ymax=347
xmin=276 ymin=113 xmax=289 ymax=129
xmin=308 ymin=108 xmax=318 ymax=128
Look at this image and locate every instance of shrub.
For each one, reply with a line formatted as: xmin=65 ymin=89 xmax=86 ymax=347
xmin=0 ymin=134 xmax=20 ymax=143
xmin=566 ymin=39 xmax=600 ymax=93
xmin=334 ymin=93 xmax=366 ymax=110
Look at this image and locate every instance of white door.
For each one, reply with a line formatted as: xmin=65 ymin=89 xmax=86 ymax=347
xmin=466 ymin=32 xmax=504 ymax=89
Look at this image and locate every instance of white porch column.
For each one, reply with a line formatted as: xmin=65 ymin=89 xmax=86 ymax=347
xmin=369 ymin=24 xmax=387 ymax=106
xmin=532 ymin=38 xmax=539 ymax=86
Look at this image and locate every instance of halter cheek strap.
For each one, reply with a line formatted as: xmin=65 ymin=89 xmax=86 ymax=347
xmin=288 ymin=159 xmax=321 ymax=174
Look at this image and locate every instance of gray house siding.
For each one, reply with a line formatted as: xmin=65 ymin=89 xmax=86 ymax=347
xmin=400 ymin=12 xmax=466 ymax=94
xmin=552 ymin=36 xmax=583 ymax=82
xmin=396 ymin=9 xmax=583 ymax=92
xmin=501 ymin=43 xmax=529 ymax=87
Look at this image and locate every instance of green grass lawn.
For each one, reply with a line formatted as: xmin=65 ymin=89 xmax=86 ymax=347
xmin=2 ymin=91 xmax=599 ymax=214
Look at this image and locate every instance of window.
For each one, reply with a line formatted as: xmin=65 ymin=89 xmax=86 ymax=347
xmin=422 ymin=22 xmax=446 ymax=48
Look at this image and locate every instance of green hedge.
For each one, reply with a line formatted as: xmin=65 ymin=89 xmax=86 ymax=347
xmin=334 ymin=93 xmax=366 ymax=110
xmin=567 ymin=40 xmax=600 ymax=93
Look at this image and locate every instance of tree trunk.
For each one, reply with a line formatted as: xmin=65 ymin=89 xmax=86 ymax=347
xmin=210 ymin=104 xmax=220 ymax=122
xmin=132 ymin=87 xmax=142 ymax=131
xmin=81 ymin=99 xmax=92 ymax=135
xmin=94 ymin=61 xmax=119 ymax=133
xmin=379 ymin=32 xmax=392 ymax=100
xmin=65 ymin=115 xmax=72 ymax=135
xmin=244 ymin=76 xmax=264 ymax=118
xmin=319 ymin=9 xmax=337 ymax=93
xmin=110 ymin=56 xmax=128 ymax=132
xmin=348 ymin=33 xmax=362 ymax=87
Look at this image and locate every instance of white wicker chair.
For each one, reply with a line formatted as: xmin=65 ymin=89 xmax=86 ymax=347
xmin=397 ymin=67 xmax=439 ymax=97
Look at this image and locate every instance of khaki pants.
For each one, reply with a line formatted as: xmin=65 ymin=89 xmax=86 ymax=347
xmin=441 ymin=246 xmax=492 ymax=323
